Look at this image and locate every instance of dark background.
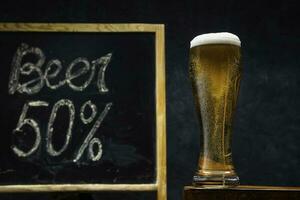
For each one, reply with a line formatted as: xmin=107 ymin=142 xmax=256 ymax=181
xmin=0 ymin=0 xmax=299 ymax=200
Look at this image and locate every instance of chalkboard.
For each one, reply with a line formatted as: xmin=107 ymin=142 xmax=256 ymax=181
xmin=0 ymin=23 xmax=166 ymax=199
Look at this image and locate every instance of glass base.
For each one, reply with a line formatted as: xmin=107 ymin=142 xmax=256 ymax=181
xmin=193 ymin=173 xmax=239 ymax=187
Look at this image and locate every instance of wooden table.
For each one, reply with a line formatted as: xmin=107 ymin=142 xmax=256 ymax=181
xmin=184 ymin=185 xmax=300 ymax=200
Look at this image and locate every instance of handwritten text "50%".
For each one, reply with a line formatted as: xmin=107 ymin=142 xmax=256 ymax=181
xmin=8 ymin=43 xmax=113 ymax=162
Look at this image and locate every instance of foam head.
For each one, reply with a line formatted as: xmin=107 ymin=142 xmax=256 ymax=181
xmin=190 ymin=32 xmax=241 ymax=48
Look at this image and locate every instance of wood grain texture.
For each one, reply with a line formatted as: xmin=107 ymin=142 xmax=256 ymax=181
xmin=184 ymin=185 xmax=300 ymax=200
xmin=0 ymin=23 xmax=161 ymax=32
xmin=155 ymin=25 xmax=167 ymax=200
xmin=0 ymin=184 xmax=158 ymax=193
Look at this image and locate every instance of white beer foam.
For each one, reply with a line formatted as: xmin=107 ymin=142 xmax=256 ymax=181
xmin=190 ymin=32 xmax=241 ymax=48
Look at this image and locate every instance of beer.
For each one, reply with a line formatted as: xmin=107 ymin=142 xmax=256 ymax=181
xmin=189 ymin=33 xmax=241 ymax=186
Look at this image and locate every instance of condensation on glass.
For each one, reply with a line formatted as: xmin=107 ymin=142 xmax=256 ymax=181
xmin=189 ymin=32 xmax=241 ymax=187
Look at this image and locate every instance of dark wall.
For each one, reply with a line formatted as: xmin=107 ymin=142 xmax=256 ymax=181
xmin=0 ymin=0 xmax=299 ymax=200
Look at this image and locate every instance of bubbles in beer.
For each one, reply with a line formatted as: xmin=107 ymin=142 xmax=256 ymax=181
xmin=189 ymin=33 xmax=241 ymax=185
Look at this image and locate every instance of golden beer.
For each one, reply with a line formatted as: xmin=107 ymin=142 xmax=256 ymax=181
xmin=189 ymin=33 xmax=241 ymax=186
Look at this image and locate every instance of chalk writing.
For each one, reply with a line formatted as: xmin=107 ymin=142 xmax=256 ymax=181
xmin=46 ymin=99 xmax=75 ymax=157
xmin=8 ymin=43 xmax=112 ymax=95
xmin=9 ymin=43 xmax=113 ymax=163
xmin=12 ymin=101 xmax=49 ymax=157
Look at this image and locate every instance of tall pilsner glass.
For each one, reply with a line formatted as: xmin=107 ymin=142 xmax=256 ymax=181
xmin=189 ymin=33 xmax=241 ymax=186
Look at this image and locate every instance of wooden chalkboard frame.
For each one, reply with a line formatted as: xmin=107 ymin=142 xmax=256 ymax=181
xmin=0 ymin=23 xmax=166 ymax=200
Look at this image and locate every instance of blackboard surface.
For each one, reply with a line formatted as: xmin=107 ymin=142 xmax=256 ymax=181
xmin=0 ymin=31 xmax=156 ymax=185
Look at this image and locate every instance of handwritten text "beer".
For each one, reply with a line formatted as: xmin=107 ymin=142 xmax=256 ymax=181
xmin=8 ymin=43 xmax=112 ymax=95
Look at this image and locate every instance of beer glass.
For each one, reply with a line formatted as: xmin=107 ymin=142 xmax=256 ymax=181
xmin=189 ymin=33 xmax=241 ymax=186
